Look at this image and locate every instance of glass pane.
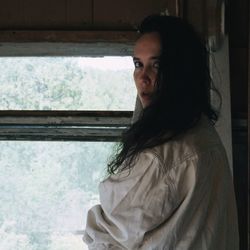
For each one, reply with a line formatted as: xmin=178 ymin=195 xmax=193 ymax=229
xmin=0 ymin=141 xmax=114 ymax=250
xmin=0 ymin=57 xmax=136 ymax=110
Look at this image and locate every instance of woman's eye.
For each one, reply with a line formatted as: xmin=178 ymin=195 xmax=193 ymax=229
xmin=134 ymin=61 xmax=142 ymax=68
xmin=153 ymin=61 xmax=160 ymax=69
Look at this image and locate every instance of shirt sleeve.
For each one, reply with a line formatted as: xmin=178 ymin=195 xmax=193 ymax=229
xmin=83 ymin=151 xmax=178 ymax=249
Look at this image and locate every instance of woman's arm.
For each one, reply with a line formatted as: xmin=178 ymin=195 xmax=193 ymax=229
xmin=83 ymin=151 xmax=177 ymax=249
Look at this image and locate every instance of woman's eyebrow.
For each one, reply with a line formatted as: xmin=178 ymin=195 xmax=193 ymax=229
xmin=133 ymin=56 xmax=160 ymax=61
xmin=133 ymin=57 xmax=139 ymax=61
xmin=150 ymin=56 xmax=160 ymax=60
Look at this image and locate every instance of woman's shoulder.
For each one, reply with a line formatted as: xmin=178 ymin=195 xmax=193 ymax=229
xmin=151 ymin=115 xmax=226 ymax=170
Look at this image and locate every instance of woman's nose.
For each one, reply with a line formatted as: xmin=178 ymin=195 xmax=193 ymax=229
xmin=140 ymin=68 xmax=151 ymax=84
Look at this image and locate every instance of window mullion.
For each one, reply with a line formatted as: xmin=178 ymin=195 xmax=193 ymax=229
xmin=0 ymin=110 xmax=133 ymax=141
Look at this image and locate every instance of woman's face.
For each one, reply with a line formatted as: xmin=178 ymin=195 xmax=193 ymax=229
xmin=133 ymin=32 xmax=161 ymax=108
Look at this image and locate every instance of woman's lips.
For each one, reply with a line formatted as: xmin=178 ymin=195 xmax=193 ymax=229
xmin=138 ymin=92 xmax=154 ymax=107
xmin=140 ymin=92 xmax=153 ymax=104
xmin=141 ymin=92 xmax=152 ymax=98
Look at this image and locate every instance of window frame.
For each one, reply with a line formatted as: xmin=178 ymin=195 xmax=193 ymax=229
xmin=0 ymin=110 xmax=133 ymax=141
xmin=0 ymin=30 xmax=138 ymax=141
xmin=0 ymin=33 xmax=137 ymax=242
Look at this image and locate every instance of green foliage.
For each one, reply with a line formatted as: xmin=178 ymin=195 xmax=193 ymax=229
xmin=0 ymin=141 xmax=114 ymax=249
xmin=0 ymin=57 xmax=136 ymax=110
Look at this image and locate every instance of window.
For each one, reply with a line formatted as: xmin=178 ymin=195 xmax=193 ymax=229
xmin=0 ymin=56 xmax=136 ymax=249
xmin=0 ymin=57 xmax=135 ymax=110
xmin=0 ymin=141 xmax=113 ymax=249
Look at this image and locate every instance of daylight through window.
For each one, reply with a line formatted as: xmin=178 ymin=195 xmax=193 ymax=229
xmin=0 ymin=56 xmax=136 ymax=250
xmin=0 ymin=56 xmax=136 ymax=110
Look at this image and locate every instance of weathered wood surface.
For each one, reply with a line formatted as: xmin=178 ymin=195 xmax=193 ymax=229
xmin=0 ymin=111 xmax=133 ymax=126
xmin=0 ymin=31 xmax=138 ymax=43
xmin=0 ymin=111 xmax=132 ymax=141
xmin=0 ymin=0 xmax=177 ymax=29
xmin=0 ymin=30 xmax=137 ymax=56
xmin=0 ymin=127 xmax=126 ymax=141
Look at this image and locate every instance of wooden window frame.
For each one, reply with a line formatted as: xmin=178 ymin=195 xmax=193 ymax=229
xmin=0 ymin=111 xmax=133 ymax=141
xmin=0 ymin=31 xmax=138 ymax=141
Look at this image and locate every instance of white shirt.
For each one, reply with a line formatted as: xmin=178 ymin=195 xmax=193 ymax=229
xmin=83 ymin=116 xmax=239 ymax=250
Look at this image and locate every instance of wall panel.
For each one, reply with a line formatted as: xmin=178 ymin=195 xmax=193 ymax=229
xmin=229 ymin=0 xmax=248 ymax=118
xmin=0 ymin=0 xmax=177 ymax=30
xmin=0 ymin=0 xmax=23 ymax=28
xmin=230 ymin=48 xmax=248 ymax=117
xmin=0 ymin=0 xmax=92 ymax=29
xmin=184 ymin=0 xmax=206 ymax=36
xmin=66 ymin=0 xmax=92 ymax=27
xmin=93 ymin=0 xmax=177 ymax=29
xmin=22 ymin=0 xmax=67 ymax=28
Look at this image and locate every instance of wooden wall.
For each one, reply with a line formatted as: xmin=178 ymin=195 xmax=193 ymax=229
xmin=229 ymin=0 xmax=249 ymax=119
xmin=0 ymin=0 xmax=177 ymax=30
xmin=228 ymin=1 xmax=249 ymax=249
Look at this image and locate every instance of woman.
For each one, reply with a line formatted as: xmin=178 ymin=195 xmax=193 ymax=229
xmin=83 ymin=15 xmax=239 ymax=249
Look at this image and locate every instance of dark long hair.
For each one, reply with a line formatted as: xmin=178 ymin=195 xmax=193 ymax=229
xmin=108 ymin=15 xmax=220 ymax=174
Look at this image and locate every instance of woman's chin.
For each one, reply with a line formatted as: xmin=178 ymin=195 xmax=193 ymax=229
xmin=140 ymin=97 xmax=152 ymax=108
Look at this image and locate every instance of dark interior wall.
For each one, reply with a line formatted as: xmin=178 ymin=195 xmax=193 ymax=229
xmin=0 ymin=0 xmax=177 ymax=30
xmin=229 ymin=0 xmax=249 ymax=118
xmin=228 ymin=1 xmax=249 ymax=250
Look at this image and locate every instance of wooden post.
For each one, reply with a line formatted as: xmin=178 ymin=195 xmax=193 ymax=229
xmin=248 ymin=2 xmax=250 ymax=249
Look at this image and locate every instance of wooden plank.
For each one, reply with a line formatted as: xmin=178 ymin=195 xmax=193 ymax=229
xmin=0 ymin=111 xmax=132 ymax=140
xmin=21 ymin=0 xmax=67 ymax=28
xmin=0 ymin=0 xmax=23 ymax=29
xmin=0 ymin=0 xmax=179 ymax=30
xmin=184 ymin=0 xmax=206 ymax=37
xmin=230 ymin=48 xmax=248 ymax=117
xmin=93 ymin=0 xmax=178 ymax=29
xmin=229 ymin=0 xmax=249 ymax=48
xmin=0 ymin=110 xmax=133 ymax=117
xmin=0 ymin=42 xmax=135 ymax=56
xmin=248 ymin=4 xmax=250 ymax=250
xmin=0 ymin=127 xmax=125 ymax=141
xmin=177 ymin=0 xmax=187 ymax=18
xmin=66 ymin=0 xmax=92 ymax=27
xmin=0 ymin=31 xmax=138 ymax=56
xmin=0 ymin=31 xmax=138 ymax=43
xmin=0 ymin=111 xmax=133 ymax=126
xmin=0 ymin=0 xmax=92 ymax=29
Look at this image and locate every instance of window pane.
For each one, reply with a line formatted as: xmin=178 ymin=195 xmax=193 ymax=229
xmin=0 ymin=57 xmax=136 ymax=111
xmin=0 ymin=141 xmax=114 ymax=250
